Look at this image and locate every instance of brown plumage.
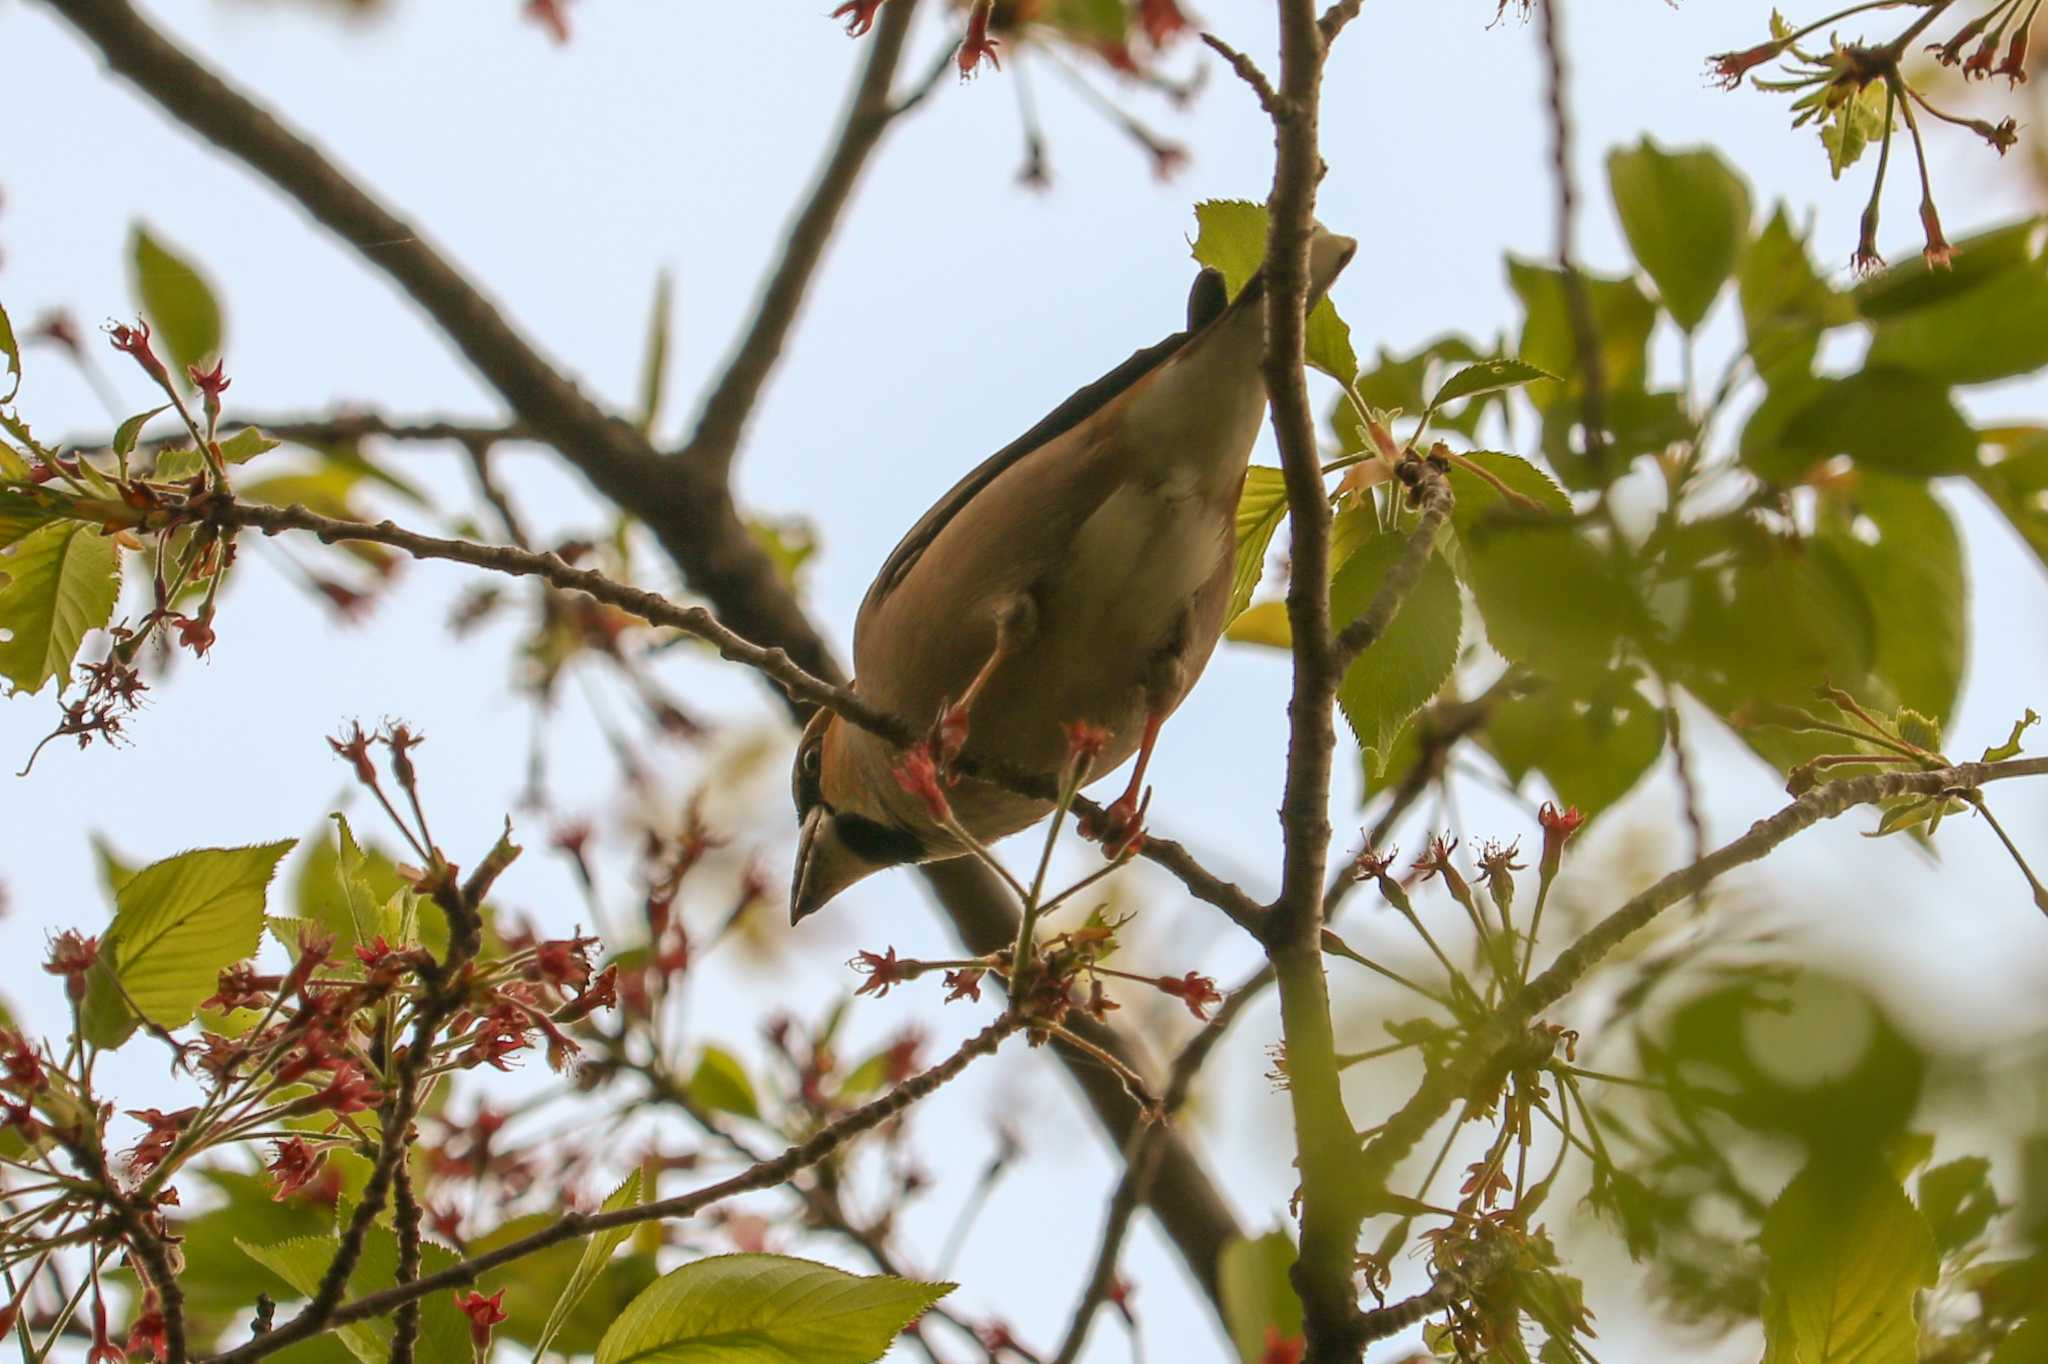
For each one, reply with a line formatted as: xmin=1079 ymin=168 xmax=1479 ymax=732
xmin=792 ymin=229 xmax=1357 ymax=921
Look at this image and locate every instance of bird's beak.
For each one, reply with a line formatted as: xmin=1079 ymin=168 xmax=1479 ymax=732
xmin=790 ymin=806 xmax=878 ymax=925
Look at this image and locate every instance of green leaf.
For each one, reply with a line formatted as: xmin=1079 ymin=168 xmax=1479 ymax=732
xmin=1331 ymin=529 xmax=1461 ymax=778
xmin=535 ymin=1172 xmax=644 ymax=1359
xmin=1219 ymin=1231 xmax=1303 ymax=1364
xmin=0 ymin=521 xmax=121 ymax=696
xmin=1427 ymin=358 xmax=1557 ymax=413
xmin=1775 ymin=369 xmax=1978 ymax=480
xmin=217 ymin=426 xmax=280 ymax=465
xmin=1484 ymin=671 xmax=1665 ymax=818
xmin=638 ymin=269 xmax=673 ymax=436
xmin=1461 ymin=518 xmax=1644 ymax=683
xmin=594 ymin=1253 xmax=951 ymax=1364
xmin=1445 ymin=450 xmax=1569 ymax=537
xmin=1917 ymin=1156 xmax=2000 ymax=1255
xmin=1818 ymin=474 xmax=1964 ymax=724
xmin=1190 ymin=199 xmax=1357 ymax=379
xmin=92 ymin=834 xmax=137 ymax=900
xmin=1982 ymin=708 xmax=2038 ymax=763
xmin=1820 ymin=80 xmax=1890 ymax=180
xmin=1507 ymin=257 xmax=1658 ymax=411
xmin=129 ymin=224 xmax=224 ymax=383
xmin=241 ymin=1230 xmax=469 ymax=1364
xmin=1224 ymin=598 xmax=1291 ymax=648
xmin=1739 ymin=207 xmax=1845 ymax=386
xmin=1669 ymin=521 xmax=1874 ymax=738
xmin=81 ymin=841 xmax=294 ymax=1048
xmin=687 ymin=1046 xmax=760 ymax=1120
xmin=1229 ymin=466 xmax=1289 ymax=622
xmin=1606 ymin=139 xmax=1752 ymax=331
xmin=1854 ymin=218 xmax=2040 ymax=319
xmin=0 ymin=298 xmax=20 ymax=402
xmin=1864 ymin=262 xmax=2048 ymax=386
xmin=113 ymin=405 xmax=172 ymax=459
xmin=1760 ymin=1157 xmax=1935 ymax=1364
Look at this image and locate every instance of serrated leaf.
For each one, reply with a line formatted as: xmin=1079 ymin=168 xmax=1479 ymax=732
xmin=535 ymin=1172 xmax=644 ymax=1358
xmin=1761 ymin=1157 xmax=1935 ymax=1364
xmin=1332 ymin=528 xmax=1461 ymax=779
xmin=595 ymin=1253 xmax=951 ymax=1364
xmin=240 ymin=1230 xmax=468 ymax=1364
xmin=1485 ymin=671 xmax=1665 ymax=817
xmin=1507 ymin=257 xmax=1658 ymax=411
xmin=1776 ymin=369 xmax=1978 ymax=479
xmin=1462 ymin=516 xmax=1644 ymax=683
xmin=1917 ymin=1156 xmax=2000 ymax=1255
xmin=0 ymin=521 xmax=121 ymax=696
xmin=129 ymin=224 xmax=223 ymax=383
xmin=0 ymin=299 xmax=22 ymax=402
xmin=1819 ymin=474 xmax=1964 ymax=725
xmin=1865 ymin=262 xmax=2048 ymax=386
xmin=1819 ymin=81 xmax=1889 ymax=180
xmin=217 ymin=426 xmax=280 ymax=464
xmin=1854 ymin=219 xmax=2041 ymax=319
xmin=638 ymin=269 xmax=673 ymax=437
xmin=1428 ymin=358 xmax=1557 ymax=412
xmin=1607 ymin=139 xmax=1752 ymax=331
xmin=1229 ymin=466 xmax=1289 ymax=622
xmin=113 ymin=405 xmax=171 ymax=459
xmin=81 ymin=842 xmax=294 ymax=1048
xmin=1445 ymin=450 xmax=1569 ymax=537
xmin=687 ymin=1046 xmax=760 ymax=1120
xmin=1219 ymin=1231 xmax=1302 ymax=1364
xmin=1190 ymin=199 xmax=1356 ymax=380
xmin=1740 ymin=207 xmax=1846 ymax=387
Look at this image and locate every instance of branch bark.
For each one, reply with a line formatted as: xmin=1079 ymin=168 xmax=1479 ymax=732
xmin=45 ymin=0 xmax=1250 ymax=1311
xmin=206 ymin=1014 xmax=1024 ymax=1364
xmin=1257 ymin=4 xmax=1368 ymax=1357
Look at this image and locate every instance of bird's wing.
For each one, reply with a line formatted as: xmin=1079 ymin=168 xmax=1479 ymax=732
xmin=856 ymin=267 xmax=1242 ymax=625
xmin=857 ymin=329 xmax=1190 ymax=622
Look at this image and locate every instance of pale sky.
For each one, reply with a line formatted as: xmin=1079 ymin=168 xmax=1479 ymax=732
xmin=5 ymin=3 xmax=2048 ymax=1361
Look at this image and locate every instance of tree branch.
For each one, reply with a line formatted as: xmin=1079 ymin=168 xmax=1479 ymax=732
xmin=47 ymin=0 xmax=1251 ymax=1310
xmin=205 ymin=1013 xmax=1024 ymax=1364
xmin=1350 ymin=757 xmax=2048 ymax=1274
xmin=1329 ymin=472 xmax=1451 ymax=672
xmin=1256 ymin=3 xmax=1369 ymax=1357
xmin=682 ymin=0 xmax=924 ymax=476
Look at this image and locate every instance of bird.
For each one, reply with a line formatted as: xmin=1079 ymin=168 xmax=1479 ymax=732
xmin=790 ymin=226 xmax=1358 ymax=923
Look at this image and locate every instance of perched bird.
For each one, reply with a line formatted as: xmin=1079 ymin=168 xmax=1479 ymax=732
xmin=791 ymin=227 xmax=1358 ymax=922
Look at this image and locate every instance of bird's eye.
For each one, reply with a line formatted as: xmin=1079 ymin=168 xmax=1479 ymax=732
xmin=801 ymin=744 xmax=821 ymax=777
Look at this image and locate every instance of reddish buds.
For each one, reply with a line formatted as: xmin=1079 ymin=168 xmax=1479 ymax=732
xmin=1538 ymin=801 xmax=1583 ymax=882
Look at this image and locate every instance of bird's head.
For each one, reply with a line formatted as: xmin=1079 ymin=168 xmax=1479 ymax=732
xmin=789 ymin=706 xmax=927 ymax=924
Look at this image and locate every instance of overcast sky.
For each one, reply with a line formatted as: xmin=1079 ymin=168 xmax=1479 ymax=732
xmin=5 ymin=3 xmax=2048 ymax=1361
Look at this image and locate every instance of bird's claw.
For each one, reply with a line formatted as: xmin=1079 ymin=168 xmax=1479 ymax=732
xmin=1081 ymin=787 xmax=1152 ymax=860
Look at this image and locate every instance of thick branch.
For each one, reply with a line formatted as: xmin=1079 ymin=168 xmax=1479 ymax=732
xmin=50 ymin=0 xmax=1251 ymax=1307
xmin=1257 ymin=4 xmax=1366 ymax=1358
xmin=206 ymin=1014 xmax=1022 ymax=1364
xmin=42 ymin=0 xmax=833 ymax=684
xmin=684 ymin=0 xmax=920 ymax=475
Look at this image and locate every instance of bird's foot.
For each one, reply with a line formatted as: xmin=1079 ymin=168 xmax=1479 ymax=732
xmin=1081 ymin=787 xmax=1151 ymax=860
xmin=931 ymin=697 xmax=971 ymax=775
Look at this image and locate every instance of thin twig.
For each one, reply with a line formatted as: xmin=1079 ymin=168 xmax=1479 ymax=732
xmin=206 ymin=1014 xmax=1024 ymax=1364
xmin=684 ymin=0 xmax=925 ymax=477
xmin=1199 ymin=33 xmax=1285 ymax=117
